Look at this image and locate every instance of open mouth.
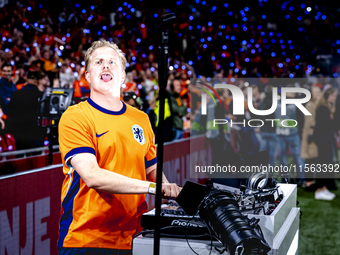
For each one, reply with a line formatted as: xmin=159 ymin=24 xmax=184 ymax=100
xmin=100 ymin=73 xmax=113 ymax=82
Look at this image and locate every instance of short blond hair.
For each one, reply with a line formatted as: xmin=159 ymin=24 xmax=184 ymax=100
xmin=84 ymin=40 xmax=127 ymax=72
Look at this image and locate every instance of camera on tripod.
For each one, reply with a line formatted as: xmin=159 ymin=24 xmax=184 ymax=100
xmin=37 ymin=87 xmax=74 ymax=165
xmin=37 ymin=87 xmax=74 ymax=128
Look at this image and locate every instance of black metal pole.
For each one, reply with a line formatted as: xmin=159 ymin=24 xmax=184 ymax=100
xmin=154 ymin=13 xmax=176 ymax=255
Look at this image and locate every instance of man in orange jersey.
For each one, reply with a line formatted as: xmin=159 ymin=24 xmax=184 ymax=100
xmin=58 ymin=40 xmax=181 ymax=255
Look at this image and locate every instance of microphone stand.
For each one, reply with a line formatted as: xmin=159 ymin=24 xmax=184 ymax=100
xmin=154 ymin=13 xmax=176 ymax=255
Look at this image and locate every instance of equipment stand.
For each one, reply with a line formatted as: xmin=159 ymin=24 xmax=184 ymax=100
xmin=154 ymin=13 xmax=176 ymax=255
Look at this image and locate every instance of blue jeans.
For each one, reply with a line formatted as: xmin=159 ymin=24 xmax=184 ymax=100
xmin=172 ymin=128 xmax=183 ymax=140
xmin=278 ymin=134 xmax=305 ymax=180
xmin=260 ymin=132 xmax=278 ymax=168
xmin=239 ymin=126 xmax=260 ymax=156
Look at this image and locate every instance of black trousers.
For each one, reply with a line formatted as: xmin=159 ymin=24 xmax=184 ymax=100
xmin=209 ymin=135 xmax=246 ymax=188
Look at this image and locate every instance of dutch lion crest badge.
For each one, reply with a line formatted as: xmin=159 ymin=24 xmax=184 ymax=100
xmin=132 ymin=124 xmax=145 ymax=145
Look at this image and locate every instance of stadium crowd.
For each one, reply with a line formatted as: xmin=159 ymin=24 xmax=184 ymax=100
xmin=0 ymin=0 xmax=340 ymax=199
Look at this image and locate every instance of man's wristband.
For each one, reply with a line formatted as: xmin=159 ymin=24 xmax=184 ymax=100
xmin=148 ymin=182 xmax=156 ymax=195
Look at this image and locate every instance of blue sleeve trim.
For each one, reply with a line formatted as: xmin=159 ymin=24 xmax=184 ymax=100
xmin=58 ymin=170 xmax=80 ymax=247
xmin=64 ymin=147 xmax=96 ymax=167
xmin=145 ymin=157 xmax=157 ymax=168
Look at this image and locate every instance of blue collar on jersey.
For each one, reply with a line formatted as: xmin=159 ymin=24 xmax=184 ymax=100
xmin=87 ymin=98 xmax=127 ymax=115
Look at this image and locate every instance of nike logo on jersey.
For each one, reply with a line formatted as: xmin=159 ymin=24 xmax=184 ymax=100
xmin=96 ymin=131 xmax=109 ymax=137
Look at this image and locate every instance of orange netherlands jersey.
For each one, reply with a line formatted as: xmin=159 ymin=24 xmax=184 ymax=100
xmin=58 ymin=98 xmax=156 ymax=249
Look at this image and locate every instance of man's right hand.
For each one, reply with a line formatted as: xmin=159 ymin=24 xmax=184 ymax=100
xmin=161 ymin=183 xmax=182 ymax=199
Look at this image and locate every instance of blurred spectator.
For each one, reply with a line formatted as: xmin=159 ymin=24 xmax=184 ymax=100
xmin=200 ymin=86 xmax=244 ymax=188
xmin=0 ymin=56 xmax=5 ymax=70
xmin=251 ymin=85 xmax=262 ymax=107
xmin=251 ymin=85 xmax=263 ymax=149
xmin=229 ymin=86 xmax=260 ymax=156
xmin=204 ymin=87 xmax=228 ymax=153
xmin=0 ymin=62 xmax=17 ymax=114
xmin=258 ymin=85 xmax=278 ymax=168
xmin=28 ymin=59 xmax=43 ymax=72
xmin=122 ymin=91 xmax=141 ymax=109
xmin=123 ymin=72 xmax=138 ymax=96
xmin=74 ymin=72 xmax=90 ymax=98
xmin=154 ymin=89 xmax=173 ymax=143
xmin=38 ymin=71 xmax=50 ymax=91
xmin=275 ymin=84 xmax=305 ymax=183
xmin=143 ymin=69 xmax=156 ymax=101
xmin=145 ymin=99 xmax=156 ymax=132
xmin=313 ymin=88 xmax=338 ymax=200
xmin=40 ymin=49 xmax=58 ymax=85
xmin=6 ymin=71 xmax=47 ymax=150
xmin=15 ymin=63 xmax=27 ymax=89
xmin=170 ymin=78 xmax=188 ymax=140
xmin=59 ymin=62 xmax=76 ymax=88
xmin=301 ymin=84 xmax=321 ymax=190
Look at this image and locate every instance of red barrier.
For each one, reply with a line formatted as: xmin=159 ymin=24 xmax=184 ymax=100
xmin=0 ymin=165 xmax=64 ymax=255
xmin=0 ymin=137 xmax=209 ymax=254
xmin=0 ymin=152 xmax=62 ymax=174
